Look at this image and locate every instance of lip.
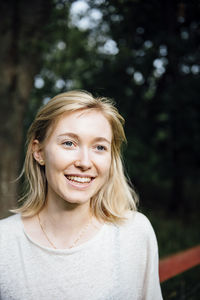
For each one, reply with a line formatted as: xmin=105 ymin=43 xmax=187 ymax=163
xmin=64 ymin=174 xmax=96 ymax=178
xmin=64 ymin=174 xmax=95 ymax=190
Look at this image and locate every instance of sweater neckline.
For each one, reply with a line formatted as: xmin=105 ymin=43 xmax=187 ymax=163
xmin=17 ymin=214 xmax=108 ymax=254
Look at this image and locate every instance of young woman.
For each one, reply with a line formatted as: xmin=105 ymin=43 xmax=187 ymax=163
xmin=0 ymin=90 xmax=163 ymax=299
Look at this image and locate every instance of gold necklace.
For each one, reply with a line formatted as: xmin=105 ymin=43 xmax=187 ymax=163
xmin=37 ymin=213 xmax=92 ymax=249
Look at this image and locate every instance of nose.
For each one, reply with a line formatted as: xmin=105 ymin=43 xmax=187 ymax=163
xmin=74 ymin=147 xmax=92 ymax=171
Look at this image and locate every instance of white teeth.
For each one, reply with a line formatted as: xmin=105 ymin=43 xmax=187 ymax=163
xmin=66 ymin=176 xmax=92 ymax=183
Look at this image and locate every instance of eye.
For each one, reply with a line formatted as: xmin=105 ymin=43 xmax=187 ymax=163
xmin=63 ymin=141 xmax=74 ymax=148
xmin=96 ymin=145 xmax=106 ymax=151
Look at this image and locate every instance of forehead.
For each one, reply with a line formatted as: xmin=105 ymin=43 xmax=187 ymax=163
xmin=49 ymin=109 xmax=112 ymax=140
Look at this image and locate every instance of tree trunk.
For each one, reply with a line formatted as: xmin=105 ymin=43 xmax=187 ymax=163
xmin=0 ymin=0 xmax=52 ymax=218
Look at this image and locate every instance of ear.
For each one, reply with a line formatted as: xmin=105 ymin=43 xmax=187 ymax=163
xmin=32 ymin=139 xmax=45 ymax=166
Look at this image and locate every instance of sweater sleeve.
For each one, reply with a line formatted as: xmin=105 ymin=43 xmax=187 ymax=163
xmin=141 ymin=215 xmax=163 ymax=300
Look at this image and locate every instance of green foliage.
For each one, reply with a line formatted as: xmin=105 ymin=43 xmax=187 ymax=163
xmin=145 ymin=210 xmax=200 ymax=258
xmin=161 ymin=266 xmax=200 ymax=300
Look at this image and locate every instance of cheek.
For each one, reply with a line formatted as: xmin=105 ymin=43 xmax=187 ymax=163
xmin=43 ymin=153 xmax=65 ymax=181
xmin=98 ymin=154 xmax=111 ymax=175
xmin=45 ymin=147 xmax=75 ymax=168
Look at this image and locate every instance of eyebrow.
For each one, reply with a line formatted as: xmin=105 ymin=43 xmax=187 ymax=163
xmin=57 ymin=132 xmax=111 ymax=144
xmin=57 ymin=132 xmax=79 ymax=140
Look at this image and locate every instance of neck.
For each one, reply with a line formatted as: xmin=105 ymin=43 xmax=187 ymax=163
xmin=40 ymin=197 xmax=92 ymax=237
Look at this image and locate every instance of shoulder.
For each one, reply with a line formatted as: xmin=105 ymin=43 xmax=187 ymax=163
xmin=123 ymin=210 xmax=155 ymax=233
xmin=0 ymin=213 xmax=20 ymax=226
xmin=118 ymin=211 xmax=158 ymax=250
xmin=0 ymin=214 xmax=22 ymax=237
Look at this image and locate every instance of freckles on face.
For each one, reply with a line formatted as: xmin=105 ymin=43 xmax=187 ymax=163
xmin=40 ymin=109 xmax=113 ymax=204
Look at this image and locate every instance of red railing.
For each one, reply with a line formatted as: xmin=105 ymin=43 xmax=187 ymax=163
xmin=159 ymin=245 xmax=200 ymax=283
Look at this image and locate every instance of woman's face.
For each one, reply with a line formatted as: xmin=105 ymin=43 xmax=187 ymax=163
xmin=35 ymin=109 xmax=112 ymax=207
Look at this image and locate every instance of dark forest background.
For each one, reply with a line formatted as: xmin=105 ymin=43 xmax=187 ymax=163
xmin=0 ymin=0 xmax=200 ymax=297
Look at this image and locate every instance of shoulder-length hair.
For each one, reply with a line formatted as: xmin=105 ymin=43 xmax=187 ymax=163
xmin=12 ymin=90 xmax=138 ymax=223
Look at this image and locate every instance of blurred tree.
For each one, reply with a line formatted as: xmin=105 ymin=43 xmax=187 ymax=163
xmin=0 ymin=0 xmax=54 ymax=217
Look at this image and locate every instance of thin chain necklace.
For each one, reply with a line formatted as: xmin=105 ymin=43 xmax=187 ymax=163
xmin=37 ymin=213 xmax=92 ymax=249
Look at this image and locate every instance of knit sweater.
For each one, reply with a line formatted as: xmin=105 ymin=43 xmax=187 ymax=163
xmin=0 ymin=212 xmax=163 ymax=300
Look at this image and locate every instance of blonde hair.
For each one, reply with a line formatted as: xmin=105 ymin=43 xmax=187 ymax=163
xmin=12 ymin=90 xmax=138 ymax=223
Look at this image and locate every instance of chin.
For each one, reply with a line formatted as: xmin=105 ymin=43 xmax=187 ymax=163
xmin=62 ymin=196 xmax=91 ymax=206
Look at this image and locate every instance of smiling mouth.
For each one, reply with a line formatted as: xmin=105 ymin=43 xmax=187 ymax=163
xmin=65 ymin=175 xmax=94 ymax=184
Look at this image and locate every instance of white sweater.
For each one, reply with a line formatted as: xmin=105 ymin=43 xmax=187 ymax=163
xmin=0 ymin=212 xmax=163 ymax=300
